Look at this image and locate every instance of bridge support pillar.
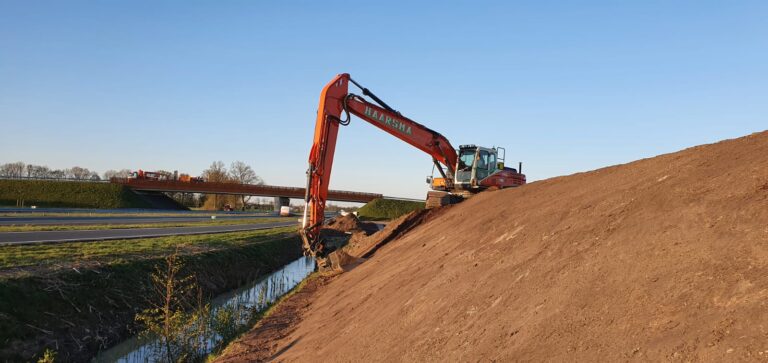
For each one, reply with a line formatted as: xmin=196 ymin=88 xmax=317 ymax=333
xmin=274 ymin=197 xmax=290 ymax=212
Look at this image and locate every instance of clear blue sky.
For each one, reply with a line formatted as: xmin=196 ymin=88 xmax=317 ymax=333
xmin=1 ymin=1 xmax=766 ymax=199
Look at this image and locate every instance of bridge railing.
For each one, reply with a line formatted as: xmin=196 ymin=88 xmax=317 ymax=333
xmin=0 ymin=176 xmax=108 ymax=183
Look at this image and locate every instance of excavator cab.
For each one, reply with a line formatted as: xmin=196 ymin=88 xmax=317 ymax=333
xmin=452 ymin=145 xmax=498 ymax=189
xmin=426 ymin=144 xmax=522 ymax=208
xmin=428 ymin=145 xmax=506 ymax=190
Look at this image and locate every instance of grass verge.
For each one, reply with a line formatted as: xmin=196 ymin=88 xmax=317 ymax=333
xmin=0 ymin=227 xmax=296 ymax=272
xmin=0 ymin=229 xmax=303 ymax=362
xmin=0 ymin=180 xmax=151 ymax=209
xmin=0 ymin=211 xmax=275 ymax=217
xmin=0 ymin=217 xmax=287 ymax=232
xmin=357 ymin=198 xmax=425 ymax=220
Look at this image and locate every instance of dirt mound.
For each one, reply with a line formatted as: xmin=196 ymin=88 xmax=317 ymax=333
xmin=219 ymin=131 xmax=768 ymax=362
xmin=344 ymin=207 xmax=449 ymax=259
xmin=320 ymin=214 xmax=382 ymax=264
xmin=322 ymin=208 xmax=449 ymax=273
xmin=322 ymin=213 xmax=378 ymax=235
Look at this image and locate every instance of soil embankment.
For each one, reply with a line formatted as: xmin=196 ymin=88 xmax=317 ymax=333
xmin=0 ymin=179 xmax=153 ymax=209
xmin=357 ymin=198 xmax=425 ymax=220
xmin=218 ymin=131 xmax=768 ymax=361
xmin=322 ymin=213 xmax=379 ymax=236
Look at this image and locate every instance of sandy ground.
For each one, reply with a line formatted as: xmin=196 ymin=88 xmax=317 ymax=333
xmin=218 ymin=130 xmax=768 ymax=362
xmin=216 ymin=275 xmax=334 ymax=363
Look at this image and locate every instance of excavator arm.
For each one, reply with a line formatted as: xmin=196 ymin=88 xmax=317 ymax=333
xmin=300 ymin=73 xmax=458 ymax=257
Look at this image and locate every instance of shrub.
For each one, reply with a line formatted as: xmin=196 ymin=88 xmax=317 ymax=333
xmin=357 ymin=198 xmax=425 ymax=220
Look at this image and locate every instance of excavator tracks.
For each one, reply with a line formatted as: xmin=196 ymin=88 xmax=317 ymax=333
xmin=425 ymin=191 xmax=465 ymax=209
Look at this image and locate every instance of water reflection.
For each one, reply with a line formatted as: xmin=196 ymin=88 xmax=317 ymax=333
xmin=93 ymin=256 xmax=316 ymax=362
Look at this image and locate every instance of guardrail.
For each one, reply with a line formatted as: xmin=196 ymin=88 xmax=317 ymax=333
xmin=0 ymin=176 xmax=108 ymax=183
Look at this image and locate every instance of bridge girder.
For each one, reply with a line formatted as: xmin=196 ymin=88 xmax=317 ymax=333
xmin=111 ymin=178 xmax=382 ymax=203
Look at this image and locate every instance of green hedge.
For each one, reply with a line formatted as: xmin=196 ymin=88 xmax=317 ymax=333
xmin=0 ymin=180 xmax=151 ymax=209
xmin=357 ymin=198 xmax=425 ymax=220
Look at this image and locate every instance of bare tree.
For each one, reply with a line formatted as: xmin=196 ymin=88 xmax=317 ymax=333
xmin=0 ymin=162 xmax=26 ymax=177
xmin=229 ymin=161 xmax=261 ymax=185
xmin=229 ymin=161 xmax=263 ymax=208
xmin=202 ymin=161 xmax=228 ymax=183
xmin=30 ymin=165 xmax=51 ymax=178
xmin=69 ymin=166 xmax=92 ymax=180
xmin=21 ymin=164 xmax=51 ymax=178
xmin=103 ymin=169 xmax=132 ymax=180
xmin=201 ymin=161 xmax=236 ymax=210
xmin=49 ymin=169 xmax=66 ymax=179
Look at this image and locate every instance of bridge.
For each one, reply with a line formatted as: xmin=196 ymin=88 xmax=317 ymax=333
xmin=110 ymin=178 xmax=383 ymax=208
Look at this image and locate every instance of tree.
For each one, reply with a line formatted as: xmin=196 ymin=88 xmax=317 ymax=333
xmin=0 ymin=162 xmax=25 ymax=177
xmin=69 ymin=166 xmax=92 ymax=180
xmin=32 ymin=165 xmax=51 ymax=178
xmin=201 ymin=161 xmax=237 ymax=210
xmin=229 ymin=161 xmax=260 ymax=184
xmin=202 ymin=161 xmax=228 ymax=183
xmin=22 ymin=164 xmax=51 ymax=178
xmin=229 ymin=161 xmax=263 ymax=208
xmin=103 ymin=169 xmax=132 ymax=180
xmin=49 ymin=169 xmax=66 ymax=179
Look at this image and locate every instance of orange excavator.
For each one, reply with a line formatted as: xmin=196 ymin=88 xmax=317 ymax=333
xmin=300 ymin=74 xmax=526 ymax=257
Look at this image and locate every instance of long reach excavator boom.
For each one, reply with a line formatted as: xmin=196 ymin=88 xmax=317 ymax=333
xmin=300 ymin=73 xmax=458 ymax=257
xmin=300 ymin=73 xmax=525 ymax=258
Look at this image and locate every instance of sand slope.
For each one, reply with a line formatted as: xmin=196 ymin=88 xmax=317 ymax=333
xmin=222 ymin=131 xmax=768 ymax=362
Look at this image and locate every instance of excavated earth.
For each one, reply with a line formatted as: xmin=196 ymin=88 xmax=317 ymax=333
xmin=322 ymin=213 xmax=379 ymax=236
xmin=218 ymin=131 xmax=768 ymax=362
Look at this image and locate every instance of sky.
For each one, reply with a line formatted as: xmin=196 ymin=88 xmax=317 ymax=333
xmin=1 ymin=1 xmax=766 ymax=199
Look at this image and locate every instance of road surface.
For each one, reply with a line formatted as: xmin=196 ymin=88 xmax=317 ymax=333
xmin=0 ymin=221 xmax=298 ymax=246
xmin=0 ymin=214 xmax=278 ymax=226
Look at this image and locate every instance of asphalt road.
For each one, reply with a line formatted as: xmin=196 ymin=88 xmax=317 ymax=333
xmin=0 ymin=221 xmax=298 ymax=246
xmin=0 ymin=214 xmax=278 ymax=226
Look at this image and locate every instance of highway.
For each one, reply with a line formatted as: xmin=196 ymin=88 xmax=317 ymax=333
xmin=0 ymin=214 xmax=278 ymax=226
xmin=0 ymin=221 xmax=297 ymax=246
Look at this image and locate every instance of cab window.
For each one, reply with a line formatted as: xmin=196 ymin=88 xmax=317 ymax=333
xmin=477 ymin=150 xmax=490 ymax=170
xmin=459 ymin=149 xmax=475 ymax=171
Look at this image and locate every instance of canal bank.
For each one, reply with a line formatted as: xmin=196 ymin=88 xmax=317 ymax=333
xmin=0 ymin=231 xmax=303 ymax=362
xmin=94 ymin=256 xmax=316 ymax=362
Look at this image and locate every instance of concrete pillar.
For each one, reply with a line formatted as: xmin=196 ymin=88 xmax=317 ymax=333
xmin=274 ymin=197 xmax=290 ymax=212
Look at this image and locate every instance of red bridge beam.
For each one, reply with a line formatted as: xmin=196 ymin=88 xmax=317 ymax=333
xmin=111 ymin=178 xmax=382 ymax=203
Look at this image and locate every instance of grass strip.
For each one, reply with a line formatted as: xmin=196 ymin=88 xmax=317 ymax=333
xmin=0 ymin=180 xmax=151 ymax=209
xmin=0 ymin=230 xmax=303 ymax=362
xmin=357 ymin=198 xmax=425 ymax=220
xmin=0 ymin=211 xmax=275 ymax=217
xmin=0 ymin=217 xmax=287 ymax=232
xmin=0 ymin=227 xmax=296 ymax=271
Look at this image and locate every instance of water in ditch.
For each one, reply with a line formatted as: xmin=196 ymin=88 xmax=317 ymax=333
xmin=92 ymin=256 xmax=316 ymax=362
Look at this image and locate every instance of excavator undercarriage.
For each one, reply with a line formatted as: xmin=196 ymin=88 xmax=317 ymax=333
xmin=425 ymin=191 xmax=466 ymax=209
